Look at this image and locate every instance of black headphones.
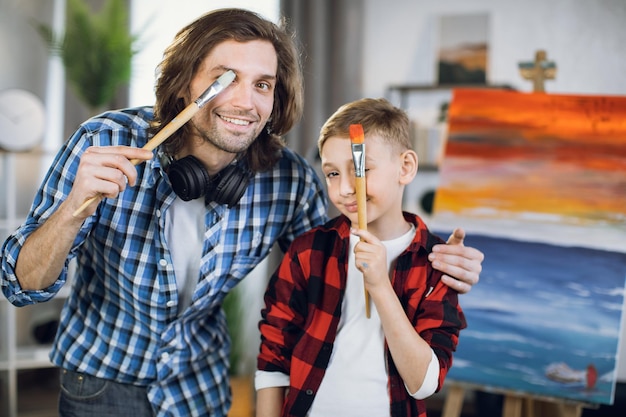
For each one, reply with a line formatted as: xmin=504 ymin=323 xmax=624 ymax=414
xmin=166 ymin=155 xmax=251 ymax=207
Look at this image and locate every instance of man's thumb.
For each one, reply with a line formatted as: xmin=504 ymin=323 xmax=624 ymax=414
xmin=446 ymin=228 xmax=465 ymax=246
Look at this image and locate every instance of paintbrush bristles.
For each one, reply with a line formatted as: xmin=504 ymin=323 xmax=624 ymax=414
xmin=349 ymin=124 xmax=364 ymax=143
xmin=350 ymin=124 xmax=366 ymax=179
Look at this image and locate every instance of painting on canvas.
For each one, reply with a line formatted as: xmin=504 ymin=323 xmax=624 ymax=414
xmin=431 ymin=88 xmax=626 ymax=405
xmin=437 ymin=14 xmax=489 ymax=85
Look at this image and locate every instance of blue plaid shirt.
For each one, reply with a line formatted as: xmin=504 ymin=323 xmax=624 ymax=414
xmin=1 ymin=107 xmax=328 ymax=416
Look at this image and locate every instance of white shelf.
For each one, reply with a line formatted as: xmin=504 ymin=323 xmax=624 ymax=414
xmin=0 ymin=346 xmax=54 ymax=371
xmin=1 ymin=151 xmax=64 ymax=417
xmin=15 ymin=345 xmax=54 ymax=369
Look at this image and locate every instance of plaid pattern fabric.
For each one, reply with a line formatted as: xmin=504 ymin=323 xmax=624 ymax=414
xmin=257 ymin=213 xmax=466 ymax=417
xmin=1 ymin=107 xmax=328 ymax=416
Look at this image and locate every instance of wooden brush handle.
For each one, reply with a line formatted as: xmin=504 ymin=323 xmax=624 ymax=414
xmin=355 ymin=177 xmax=367 ymax=230
xmin=355 ymin=176 xmax=371 ymax=318
xmin=131 ymin=103 xmax=200 ymax=158
xmin=72 ymin=103 xmax=201 ymax=217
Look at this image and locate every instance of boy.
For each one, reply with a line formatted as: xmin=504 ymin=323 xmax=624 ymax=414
xmin=255 ymin=97 xmax=467 ymax=417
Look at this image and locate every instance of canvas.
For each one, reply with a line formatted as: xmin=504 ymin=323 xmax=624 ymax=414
xmin=437 ymin=13 xmax=489 ymax=85
xmin=431 ymin=88 xmax=626 ymax=405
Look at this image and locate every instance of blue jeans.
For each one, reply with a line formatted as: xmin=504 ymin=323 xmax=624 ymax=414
xmin=59 ymin=368 xmax=154 ymax=417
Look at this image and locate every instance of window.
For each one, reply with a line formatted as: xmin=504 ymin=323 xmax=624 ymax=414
xmin=129 ymin=0 xmax=279 ymax=107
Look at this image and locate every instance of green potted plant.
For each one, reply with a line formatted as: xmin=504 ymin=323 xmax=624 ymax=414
xmin=34 ymin=0 xmax=142 ymax=115
xmin=223 ymin=286 xmax=245 ymax=377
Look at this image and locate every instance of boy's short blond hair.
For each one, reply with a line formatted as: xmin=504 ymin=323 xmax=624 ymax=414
xmin=318 ymin=98 xmax=412 ymax=154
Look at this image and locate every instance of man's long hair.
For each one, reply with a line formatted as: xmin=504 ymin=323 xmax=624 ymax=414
xmin=151 ymin=8 xmax=304 ymax=172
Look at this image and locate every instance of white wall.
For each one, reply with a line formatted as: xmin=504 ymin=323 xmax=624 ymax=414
xmin=362 ymin=0 xmax=626 ymax=98
xmin=362 ymin=0 xmax=626 ymax=384
xmin=0 ymin=0 xmax=51 ymax=95
xmin=129 ymin=0 xmax=279 ymax=107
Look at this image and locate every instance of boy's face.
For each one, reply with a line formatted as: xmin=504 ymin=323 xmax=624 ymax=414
xmin=320 ymin=134 xmax=417 ymax=237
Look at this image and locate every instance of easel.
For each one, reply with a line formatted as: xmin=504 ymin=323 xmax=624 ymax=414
xmin=518 ymin=49 xmax=557 ymax=92
xmin=441 ymin=382 xmax=592 ymax=417
xmin=441 ymin=54 xmax=594 ymax=417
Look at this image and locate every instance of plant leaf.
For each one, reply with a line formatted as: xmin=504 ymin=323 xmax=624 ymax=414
xmin=33 ymin=0 xmax=145 ymax=112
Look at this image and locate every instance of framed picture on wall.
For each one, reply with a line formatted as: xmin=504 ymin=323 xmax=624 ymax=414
xmin=437 ymin=13 xmax=490 ymax=85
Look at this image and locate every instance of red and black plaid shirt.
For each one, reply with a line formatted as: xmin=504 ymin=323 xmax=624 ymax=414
xmin=257 ymin=213 xmax=467 ymax=417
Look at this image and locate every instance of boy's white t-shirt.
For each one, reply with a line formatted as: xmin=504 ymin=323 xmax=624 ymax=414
xmin=256 ymin=225 xmax=440 ymax=416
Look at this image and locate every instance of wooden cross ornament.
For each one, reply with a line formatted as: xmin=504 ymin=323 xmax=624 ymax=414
xmin=518 ymin=50 xmax=557 ymax=93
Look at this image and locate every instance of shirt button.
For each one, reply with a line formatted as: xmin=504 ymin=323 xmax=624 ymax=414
xmin=305 ymin=389 xmax=314 ymax=396
xmin=156 ymin=209 xmax=161 ymax=218
xmin=166 ymin=300 xmax=175 ymax=308
xmin=159 ymin=259 xmax=168 ymax=267
xmin=161 ymin=352 xmax=170 ymax=361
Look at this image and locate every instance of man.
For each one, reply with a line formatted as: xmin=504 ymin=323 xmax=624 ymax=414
xmin=1 ymin=8 xmax=482 ymax=417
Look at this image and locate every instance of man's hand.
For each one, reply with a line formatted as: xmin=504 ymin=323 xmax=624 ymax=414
xmin=15 ymin=145 xmax=154 ymax=290
xmin=68 ymin=146 xmax=154 ymax=218
xmin=429 ymin=228 xmax=484 ymax=294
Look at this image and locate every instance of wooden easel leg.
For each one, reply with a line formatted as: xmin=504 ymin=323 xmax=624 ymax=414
xmin=443 ymin=388 xmax=584 ymax=417
xmin=560 ymin=403 xmax=583 ymax=417
xmin=441 ymin=385 xmax=465 ymax=417
xmin=523 ymin=397 xmax=535 ymax=417
xmin=522 ymin=398 xmax=583 ymax=417
xmin=502 ymin=394 xmax=523 ymax=417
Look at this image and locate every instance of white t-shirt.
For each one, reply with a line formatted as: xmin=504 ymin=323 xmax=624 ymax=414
xmin=165 ymin=197 xmax=205 ymax=314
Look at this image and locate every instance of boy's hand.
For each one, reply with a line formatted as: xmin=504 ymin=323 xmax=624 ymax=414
xmin=429 ymin=228 xmax=484 ymax=294
xmin=351 ymin=228 xmax=390 ymax=290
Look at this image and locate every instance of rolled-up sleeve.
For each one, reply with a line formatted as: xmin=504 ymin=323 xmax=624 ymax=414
xmin=1 ymin=224 xmax=68 ymax=306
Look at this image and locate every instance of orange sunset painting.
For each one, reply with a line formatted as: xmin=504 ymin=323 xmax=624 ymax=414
xmin=430 ymin=89 xmax=626 ymax=406
xmin=433 ymin=88 xmax=626 ymax=249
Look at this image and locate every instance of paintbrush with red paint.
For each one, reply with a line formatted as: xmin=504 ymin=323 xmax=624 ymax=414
xmin=350 ymin=123 xmax=371 ymax=318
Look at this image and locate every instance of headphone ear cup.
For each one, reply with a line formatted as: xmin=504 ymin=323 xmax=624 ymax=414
xmin=210 ymin=164 xmax=250 ymax=207
xmin=167 ymin=155 xmax=210 ymax=201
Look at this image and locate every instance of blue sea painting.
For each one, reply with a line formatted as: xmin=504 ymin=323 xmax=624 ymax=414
xmin=437 ymin=232 xmax=626 ymax=405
